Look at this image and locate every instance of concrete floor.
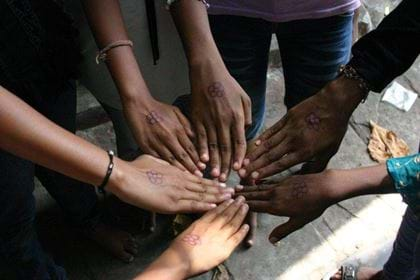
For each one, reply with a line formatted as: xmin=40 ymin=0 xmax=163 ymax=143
xmin=1 ymin=58 xmax=418 ymax=279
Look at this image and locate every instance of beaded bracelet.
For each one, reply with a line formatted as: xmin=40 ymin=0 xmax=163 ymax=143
xmin=98 ymin=150 xmax=114 ymax=194
xmin=96 ymin=40 xmax=133 ymax=64
xmin=339 ymin=64 xmax=371 ymax=103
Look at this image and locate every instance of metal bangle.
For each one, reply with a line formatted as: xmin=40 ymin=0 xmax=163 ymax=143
xmin=98 ymin=150 xmax=114 ymax=194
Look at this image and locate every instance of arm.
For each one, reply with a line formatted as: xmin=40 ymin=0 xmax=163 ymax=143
xmin=241 ymin=0 xmax=420 ymax=179
xmin=135 ymin=197 xmax=249 ymax=280
xmin=170 ymin=0 xmax=252 ymax=182
xmin=81 ymin=0 xmax=204 ymax=175
xmin=238 ymin=164 xmax=395 ymax=244
xmin=0 ymin=86 xmax=233 ymax=213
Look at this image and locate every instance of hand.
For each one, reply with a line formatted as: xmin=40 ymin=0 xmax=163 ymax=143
xmin=137 ymin=197 xmax=250 ymax=279
xmin=190 ymin=62 xmax=252 ymax=181
xmin=237 ymin=171 xmax=339 ymax=244
xmin=240 ymin=77 xmax=364 ymax=180
xmin=123 ymin=98 xmax=206 ymax=176
xmin=109 ymin=155 xmax=235 ymax=214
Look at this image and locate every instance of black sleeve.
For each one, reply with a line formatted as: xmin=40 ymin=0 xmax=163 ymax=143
xmin=348 ymin=0 xmax=420 ymax=92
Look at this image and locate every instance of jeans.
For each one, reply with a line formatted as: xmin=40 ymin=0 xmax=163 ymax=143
xmin=0 ymin=81 xmax=99 ymax=280
xmin=383 ymin=207 xmax=420 ymax=279
xmin=174 ymin=12 xmax=353 ymax=140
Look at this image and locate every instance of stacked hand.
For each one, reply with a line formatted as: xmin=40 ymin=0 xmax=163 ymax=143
xmin=136 ymin=196 xmax=250 ymax=279
xmin=123 ymin=98 xmax=206 ymax=176
xmin=239 ymin=77 xmax=364 ymax=180
xmin=237 ymin=171 xmax=338 ymax=244
xmin=109 ymin=155 xmax=235 ymax=214
xmin=190 ymin=63 xmax=252 ymax=182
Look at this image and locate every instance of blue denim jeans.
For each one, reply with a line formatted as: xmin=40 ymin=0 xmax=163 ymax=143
xmin=0 ymin=81 xmax=99 ymax=280
xmin=174 ymin=12 xmax=353 ymax=140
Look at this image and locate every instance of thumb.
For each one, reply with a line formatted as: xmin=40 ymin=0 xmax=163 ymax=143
xmin=268 ymin=218 xmax=307 ymax=244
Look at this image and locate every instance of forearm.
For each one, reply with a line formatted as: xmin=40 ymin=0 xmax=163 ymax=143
xmin=0 ymin=86 xmax=123 ymax=191
xmin=328 ymin=164 xmax=395 ymax=203
xmin=348 ymin=0 xmax=420 ymax=92
xmin=81 ymin=0 xmax=152 ymax=105
xmin=135 ymin=249 xmax=188 ymax=280
xmin=170 ymin=0 xmax=225 ymax=69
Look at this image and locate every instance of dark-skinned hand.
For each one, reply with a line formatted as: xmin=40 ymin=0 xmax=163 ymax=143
xmin=239 ymin=76 xmax=365 ymax=180
xmin=236 ymin=171 xmax=338 ymax=244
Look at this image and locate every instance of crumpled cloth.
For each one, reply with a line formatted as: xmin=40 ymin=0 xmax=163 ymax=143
xmin=368 ymin=121 xmax=410 ymax=163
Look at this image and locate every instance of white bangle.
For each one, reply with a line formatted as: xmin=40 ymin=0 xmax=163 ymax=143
xmin=167 ymin=0 xmax=210 ymax=9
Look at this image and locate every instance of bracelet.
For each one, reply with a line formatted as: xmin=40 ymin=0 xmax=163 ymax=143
xmin=167 ymin=0 xmax=210 ymax=9
xmin=339 ymin=64 xmax=371 ymax=103
xmin=96 ymin=40 xmax=133 ymax=64
xmin=98 ymin=150 xmax=114 ymax=194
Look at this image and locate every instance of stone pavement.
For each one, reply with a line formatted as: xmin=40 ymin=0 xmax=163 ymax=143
xmin=6 ymin=56 xmax=414 ymax=280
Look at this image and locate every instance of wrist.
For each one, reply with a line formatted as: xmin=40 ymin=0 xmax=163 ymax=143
xmin=142 ymin=247 xmax=189 ymax=280
xmin=106 ymin=157 xmax=129 ymax=196
xmin=188 ymin=53 xmax=227 ymax=76
xmin=320 ymin=75 xmax=365 ymax=116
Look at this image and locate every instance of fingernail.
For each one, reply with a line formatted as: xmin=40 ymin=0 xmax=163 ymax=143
xmin=251 ymin=171 xmax=259 ymax=179
xmin=233 ymin=161 xmax=240 ymax=170
xmin=227 ymin=199 xmax=234 ymax=204
xmin=219 ymin=182 xmax=227 ymax=188
xmin=194 ymin=170 xmax=203 ymax=177
xmin=242 ymin=204 xmax=249 ymax=212
xmin=223 ymin=187 xmax=235 ymax=194
xmin=211 ymin=168 xmax=220 ymax=177
xmin=255 ymin=139 xmax=261 ymax=146
xmin=238 ymin=169 xmax=246 ymax=177
xmin=201 ymin=153 xmax=209 ymax=162
xmin=235 ymin=196 xmax=245 ymax=204
xmin=219 ymin=173 xmax=227 ymax=182
xmin=198 ymin=162 xmax=206 ymax=170
xmin=236 ymin=184 xmax=244 ymax=191
xmin=243 ymin=158 xmax=250 ymax=166
xmin=222 ymin=193 xmax=232 ymax=200
xmin=209 ymin=203 xmax=217 ymax=208
xmin=242 ymin=224 xmax=250 ymax=231
xmin=269 ymin=237 xmax=279 ymax=244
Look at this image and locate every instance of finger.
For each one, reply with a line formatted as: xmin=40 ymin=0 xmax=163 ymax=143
xmin=235 ymin=184 xmax=274 ymax=193
xmin=242 ymin=95 xmax=252 ymax=127
xmin=177 ymin=132 xmax=205 ymax=172
xmin=245 ymin=211 xmax=257 ymax=247
xmin=201 ymin=198 xmax=235 ymax=223
xmin=232 ymin=115 xmax=247 ymax=171
xmin=222 ymin=203 xmax=249 ymax=237
xmin=206 ymin=122 xmax=220 ymax=178
xmin=217 ymin=121 xmax=232 ymax=182
xmin=181 ymin=189 xmax=232 ymax=204
xmin=249 ymin=152 xmax=302 ymax=180
xmin=246 ymin=201 xmax=272 ymax=213
xmin=174 ymin=107 xmax=195 ymax=139
xmin=212 ymin=196 xmax=246 ymax=229
xmin=228 ymin=224 xmax=250 ymax=249
xmin=268 ymin=217 xmax=307 ymax=244
xmin=186 ymin=180 xmax=234 ymax=195
xmin=177 ymin=200 xmax=218 ymax=213
xmin=166 ymin=139 xmax=202 ymax=176
xmin=139 ymin=144 xmax=160 ymax=158
xmin=153 ymin=142 xmax=186 ymax=171
xmin=259 ymin=116 xmax=287 ymax=142
xmin=239 ymin=189 xmax=272 ymax=201
xmin=241 ymin=140 xmax=291 ymax=178
xmin=195 ymin=122 xmax=209 ymax=163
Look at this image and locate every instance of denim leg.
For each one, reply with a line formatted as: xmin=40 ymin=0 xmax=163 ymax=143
xmin=383 ymin=207 xmax=420 ymax=280
xmin=35 ymin=81 xmax=99 ymax=229
xmin=0 ymin=150 xmax=67 ymax=280
xmin=209 ymin=15 xmax=272 ymax=140
xmin=276 ymin=12 xmax=354 ymax=109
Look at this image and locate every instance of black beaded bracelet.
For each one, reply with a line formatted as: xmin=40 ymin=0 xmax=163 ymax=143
xmin=98 ymin=150 xmax=114 ymax=194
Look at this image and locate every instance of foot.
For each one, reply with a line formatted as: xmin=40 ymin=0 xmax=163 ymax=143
xmin=83 ymin=222 xmax=139 ymax=263
xmin=244 ymin=211 xmax=257 ymax=248
xmin=330 ymin=267 xmax=383 ymax=280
